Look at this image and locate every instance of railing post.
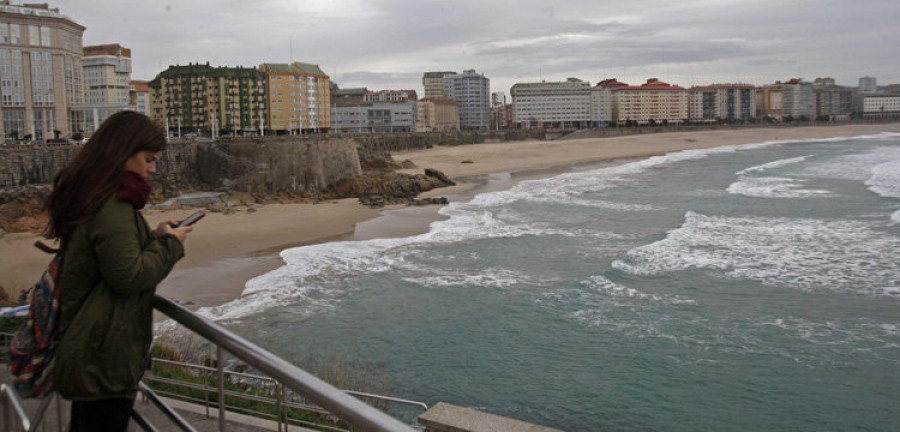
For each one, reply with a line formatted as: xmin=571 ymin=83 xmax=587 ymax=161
xmin=276 ymin=383 xmax=283 ymax=432
xmin=217 ymin=345 xmax=225 ymax=432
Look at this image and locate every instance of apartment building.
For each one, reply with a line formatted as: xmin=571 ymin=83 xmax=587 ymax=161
xmin=149 ymin=63 xmax=267 ymax=135
xmin=491 ymin=91 xmax=511 ymax=129
xmin=73 ymin=43 xmax=135 ymax=133
xmin=443 ymin=69 xmax=490 ymax=130
xmin=331 ymin=102 xmax=416 ymax=133
xmin=260 ymin=62 xmax=330 ymax=133
xmin=612 ymin=78 xmax=688 ymax=125
xmin=780 ymin=79 xmax=814 ymax=119
xmin=416 ymin=98 xmax=459 ymax=132
xmin=423 ymin=71 xmax=453 ymax=99
xmin=130 ymin=80 xmax=151 ymax=116
xmin=813 ymin=78 xmax=853 ymax=120
xmin=364 ymin=89 xmax=417 ymax=103
xmin=0 ymin=1 xmax=84 ymax=140
xmin=689 ymin=86 xmax=717 ymax=123
xmin=511 ymin=78 xmax=591 ymax=129
xmin=756 ymin=85 xmax=784 ymax=120
xmin=591 ymin=78 xmax=628 ymax=125
xmin=861 ymin=95 xmax=900 ymax=119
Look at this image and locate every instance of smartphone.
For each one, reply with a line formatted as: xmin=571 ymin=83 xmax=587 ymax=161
xmin=177 ymin=211 xmax=206 ymax=227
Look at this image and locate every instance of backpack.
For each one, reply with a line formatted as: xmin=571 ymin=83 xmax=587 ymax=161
xmin=9 ymin=241 xmax=63 ymax=398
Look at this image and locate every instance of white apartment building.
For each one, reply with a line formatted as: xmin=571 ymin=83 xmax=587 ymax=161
xmin=590 ymin=78 xmax=628 ymax=126
xmin=689 ymin=84 xmax=756 ymax=122
xmin=331 ymin=102 xmax=416 ymax=133
xmin=862 ymin=95 xmax=900 ymax=119
xmin=0 ymin=2 xmax=84 ymax=140
xmin=74 ymin=43 xmax=136 ymax=133
xmin=443 ymin=69 xmax=490 ymax=130
xmin=780 ymin=79 xmax=815 ymax=119
xmin=511 ymin=78 xmax=591 ymax=128
xmin=613 ymin=79 xmax=689 ymax=125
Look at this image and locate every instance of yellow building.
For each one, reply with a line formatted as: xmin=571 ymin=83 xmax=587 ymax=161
xmin=613 ymin=78 xmax=689 ymax=125
xmin=149 ymin=63 xmax=267 ymax=135
xmin=416 ymin=99 xmax=459 ymax=132
xmin=259 ymin=62 xmax=330 ymax=133
xmin=756 ymin=84 xmax=784 ymax=120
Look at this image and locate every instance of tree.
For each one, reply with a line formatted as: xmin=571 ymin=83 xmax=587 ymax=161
xmin=783 ymin=115 xmax=794 ymax=123
xmin=71 ymin=132 xmax=83 ymax=141
xmin=648 ymin=119 xmax=657 ymax=126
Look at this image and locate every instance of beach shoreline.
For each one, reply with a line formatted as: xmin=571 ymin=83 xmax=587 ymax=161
xmin=2 ymin=123 xmax=898 ymax=309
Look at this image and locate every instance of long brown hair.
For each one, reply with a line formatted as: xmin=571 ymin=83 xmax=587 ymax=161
xmin=45 ymin=111 xmax=166 ymax=249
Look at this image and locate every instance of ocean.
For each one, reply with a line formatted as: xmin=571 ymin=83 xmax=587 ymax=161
xmin=192 ymin=133 xmax=900 ymax=431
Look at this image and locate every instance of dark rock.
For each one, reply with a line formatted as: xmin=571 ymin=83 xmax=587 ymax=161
xmin=424 ymin=168 xmax=455 ymax=186
xmin=410 ymin=197 xmax=449 ymax=206
xmin=461 ymin=160 xmax=474 ymax=164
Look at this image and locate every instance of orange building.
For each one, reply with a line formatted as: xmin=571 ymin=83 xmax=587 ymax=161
xmin=259 ymin=62 xmax=330 ymax=133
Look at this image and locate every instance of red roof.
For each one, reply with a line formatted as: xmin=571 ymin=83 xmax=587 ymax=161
xmin=617 ymin=78 xmax=686 ymax=91
xmin=593 ymin=78 xmax=628 ymax=89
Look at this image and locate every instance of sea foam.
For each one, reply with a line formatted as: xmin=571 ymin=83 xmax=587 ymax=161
xmin=612 ymin=211 xmax=900 ymax=296
xmin=182 ymin=133 xmax=900 ymax=323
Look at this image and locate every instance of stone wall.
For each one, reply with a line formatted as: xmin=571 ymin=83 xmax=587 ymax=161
xmin=0 ymin=129 xmax=545 ymax=192
xmin=206 ymin=137 xmax=362 ymax=194
xmin=0 ymin=144 xmax=82 ymax=188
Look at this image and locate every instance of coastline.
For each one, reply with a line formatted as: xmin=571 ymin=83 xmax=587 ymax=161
xmin=1 ymin=123 xmax=898 ymax=309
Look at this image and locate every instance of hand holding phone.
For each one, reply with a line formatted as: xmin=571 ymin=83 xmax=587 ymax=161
xmin=177 ymin=211 xmax=206 ymax=227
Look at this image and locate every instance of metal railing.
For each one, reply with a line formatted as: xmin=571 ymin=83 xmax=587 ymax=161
xmin=144 ymin=357 xmax=426 ymax=431
xmin=151 ymin=295 xmax=418 ymax=432
xmin=0 ymin=296 xmax=422 ymax=431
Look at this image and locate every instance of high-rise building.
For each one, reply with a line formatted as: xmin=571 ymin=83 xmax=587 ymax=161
xmin=780 ymin=79 xmax=815 ymax=119
xmin=511 ymin=78 xmax=591 ymax=129
xmin=689 ymin=86 xmax=717 ymax=123
xmin=422 ymin=71 xmax=453 ymax=99
xmin=442 ymin=69 xmax=490 ymax=130
xmin=813 ymin=78 xmax=853 ymax=120
xmin=259 ymin=62 xmax=330 ymax=133
xmin=149 ymin=63 xmax=267 ymax=136
xmin=859 ymin=76 xmax=877 ymax=94
xmin=0 ymin=2 xmax=85 ymax=140
xmin=612 ymin=78 xmax=689 ymax=125
xmin=756 ymin=84 xmax=784 ymax=120
xmin=73 ymin=43 xmax=135 ymax=133
xmin=591 ymin=78 xmax=628 ymax=126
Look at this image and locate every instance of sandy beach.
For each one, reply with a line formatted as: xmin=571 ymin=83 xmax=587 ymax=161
xmin=2 ymin=123 xmax=898 ymax=309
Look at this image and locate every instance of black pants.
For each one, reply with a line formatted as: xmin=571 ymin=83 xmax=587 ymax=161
xmin=69 ymin=398 xmax=135 ymax=432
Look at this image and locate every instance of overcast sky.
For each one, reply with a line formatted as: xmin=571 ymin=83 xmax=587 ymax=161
xmin=64 ymin=0 xmax=899 ymax=95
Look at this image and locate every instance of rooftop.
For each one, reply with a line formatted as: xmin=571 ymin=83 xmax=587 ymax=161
xmin=84 ymin=44 xmax=131 ymax=58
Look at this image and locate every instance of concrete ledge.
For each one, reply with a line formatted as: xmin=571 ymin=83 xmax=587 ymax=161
xmin=418 ymin=402 xmax=564 ymax=432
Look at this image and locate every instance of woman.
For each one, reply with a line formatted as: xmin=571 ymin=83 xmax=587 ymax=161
xmin=45 ymin=111 xmax=192 ymax=430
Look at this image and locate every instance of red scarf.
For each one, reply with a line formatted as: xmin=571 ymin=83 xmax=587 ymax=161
xmin=116 ymin=171 xmax=152 ymax=209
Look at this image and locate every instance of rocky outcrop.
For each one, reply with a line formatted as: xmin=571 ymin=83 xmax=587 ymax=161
xmin=328 ymin=168 xmax=455 ymax=208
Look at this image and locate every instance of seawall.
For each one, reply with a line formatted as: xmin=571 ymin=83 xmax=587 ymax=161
xmin=0 ymin=129 xmax=547 ymax=194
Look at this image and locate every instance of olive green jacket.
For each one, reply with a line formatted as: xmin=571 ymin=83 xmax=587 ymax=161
xmin=53 ymin=197 xmax=184 ymax=401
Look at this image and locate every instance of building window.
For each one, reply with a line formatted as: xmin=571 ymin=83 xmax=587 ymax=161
xmin=29 ymin=25 xmax=40 ymax=46
xmin=40 ymin=26 xmax=51 ymax=47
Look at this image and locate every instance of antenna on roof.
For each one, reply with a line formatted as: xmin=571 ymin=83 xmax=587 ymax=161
xmin=290 ymin=37 xmax=293 ymax=65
